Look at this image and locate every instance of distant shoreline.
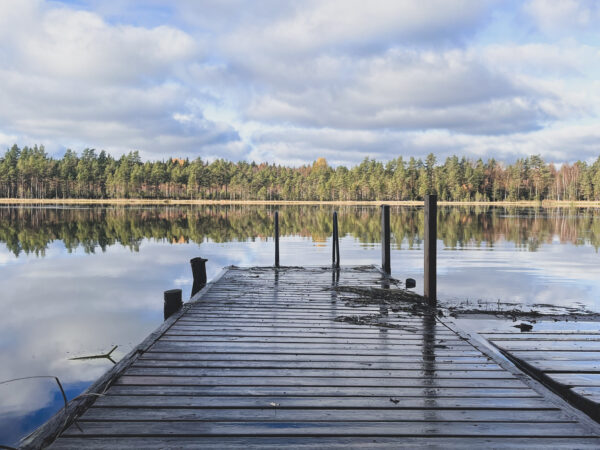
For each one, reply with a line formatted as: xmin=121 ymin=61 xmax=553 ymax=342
xmin=1 ymin=198 xmax=600 ymax=207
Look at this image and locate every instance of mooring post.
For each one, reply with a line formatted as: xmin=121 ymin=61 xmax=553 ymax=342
xmin=381 ymin=204 xmax=391 ymax=275
xmin=335 ymin=231 xmax=340 ymax=269
xmin=424 ymin=194 xmax=437 ymax=307
xmin=190 ymin=257 xmax=207 ymax=297
xmin=332 ymin=211 xmax=340 ymax=268
xmin=164 ymin=288 xmax=182 ymax=321
xmin=274 ymin=211 xmax=280 ymax=267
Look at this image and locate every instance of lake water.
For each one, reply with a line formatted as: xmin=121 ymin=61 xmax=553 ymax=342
xmin=2 ymin=204 xmax=600 ymax=445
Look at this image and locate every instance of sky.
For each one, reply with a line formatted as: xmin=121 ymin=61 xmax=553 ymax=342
xmin=0 ymin=0 xmax=599 ymax=166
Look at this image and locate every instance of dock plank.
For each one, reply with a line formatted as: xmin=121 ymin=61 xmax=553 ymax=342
xmin=79 ymin=408 xmax=570 ymax=422
xmin=114 ymin=375 xmax=525 ymax=388
xmin=48 ymin=437 xmax=600 ymax=450
xmin=59 ymin=421 xmax=593 ymax=437
xmin=125 ymin=367 xmax=512 ymax=378
xmin=139 ymin=352 xmax=493 ymax=363
xmin=132 ymin=360 xmax=504 ymax=370
xmin=93 ymin=394 xmax=559 ymax=409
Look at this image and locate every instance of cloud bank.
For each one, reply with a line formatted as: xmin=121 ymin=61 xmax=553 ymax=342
xmin=0 ymin=0 xmax=598 ymax=165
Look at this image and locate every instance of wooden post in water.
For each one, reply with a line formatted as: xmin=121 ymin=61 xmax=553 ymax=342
xmin=381 ymin=204 xmax=391 ymax=275
xmin=424 ymin=194 xmax=437 ymax=307
xmin=164 ymin=289 xmax=182 ymax=320
xmin=332 ymin=211 xmax=340 ymax=269
xmin=190 ymin=257 xmax=207 ymax=297
xmin=274 ymin=211 xmax=280 ymax=268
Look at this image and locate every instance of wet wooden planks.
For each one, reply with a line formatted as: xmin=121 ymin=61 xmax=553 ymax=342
xmin=47 ymin=266 xmax=600 ymax=449
xmin=43 ymin=437 xmax=600 ymax=449
xmin=486 ymin=330 xmax=600 ymax=423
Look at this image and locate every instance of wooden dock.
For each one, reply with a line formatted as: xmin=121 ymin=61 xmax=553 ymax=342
xmin=485 ymin=331 xmax=600 ymax=424
xmin=26 ymin=266 xmax=600 ymax=448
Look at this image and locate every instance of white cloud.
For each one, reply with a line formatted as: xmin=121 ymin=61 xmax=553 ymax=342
xmin=0 ymin=0 xmax=598 ymax=164
xmin=0 ymin=0 xmax=241 ymax=159
xmin=0 ymin=132 xmax=18 ymax=150
xmin=244 ymin=47 xmax=570 ymax=135
xmin=483 ymin=42 xmax=596 ymax=76
xmin=222 ymin=0 xmax=493 ymax=58
xmin=9 ymin=4 xmax=197 ymax=82
xmin=524 ymin=0 xmax=600 ymax=35
xmin=241 ymin=120 xmax=600 ymax=166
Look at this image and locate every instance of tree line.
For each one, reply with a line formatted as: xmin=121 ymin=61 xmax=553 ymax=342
xmin=2 ymin=144 xmax=600 ymax=201
xmin=2 ymin=205 xmax=598 ymax=257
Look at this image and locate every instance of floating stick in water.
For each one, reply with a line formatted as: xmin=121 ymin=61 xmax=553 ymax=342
xmin=69 ymin=345 xmax=118 ymax=364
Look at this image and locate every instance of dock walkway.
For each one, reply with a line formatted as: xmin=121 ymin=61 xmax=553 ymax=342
xmin=37 ymin=266 xmax=600 ymax=448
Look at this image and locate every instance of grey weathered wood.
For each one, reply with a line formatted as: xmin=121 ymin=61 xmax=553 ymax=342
xmin=274 ymin=211 xmax=279 ymax=267
xmin=114 ymin=375 xmax=524 ymax=388
xmin=140 ymin=352 xmax=494 ymax=363
xmin=170 ymin=324 xmax=448 ymax=332
xmin=530 ymin=360 xmax=600 ymax=372
xmin=483 ymin=333 xmax=600 ymax=341
xmin=124 ymin=367 xmax=513 ymax=378
xmin=511 ymin=351 xmax=600 ymax=361
xmin=103 ymin=385 xmax=539 ymax=396
xmin=48 ymin=437 xmax=600 ymax=450
xmin=158 ymin=335 xmax=470 ymax=345
xmin=182 ymin=310 xmax=421 ymax=317
xmin=549 ymin=373 xmax=600 ymax=386
xmin=163 ymin=289 xmax=182 ymax=320
xmin=189 ymin=257 xmax=207 ymax=297
xmin=38 ymin=266 xmax=600 ymax=448
xmin=491 ymin=341 xmax=600 ymax=351
xmin=148 ymin=344 xmax=480 ymax=356
xmin=484 ymin=332 xmax=600 ymax=335
xmin=159 ymin=336 xmax=466 ymax=345
xmin=59 ymin=421 xmax=593 ymax=437
xmin=424 ymin=194 xmax=437 ymax=306
xmin=491 ymin=333 xmax=600 ymax=424
xmin=175 ymin=317 xmax=428 ymax=324
xmin=133 ymin=360 xmax=504 ymax=371
xmin=332 ymin=211 xmax=340 ymax=268
xmin=80 ymin=407 xmax=571 ymax=422
xmin=153 ymin=338 xmax=467 ymax=349
xmin=165 ymin=329 xmax=458 ymax=338
xmin=381 ymin=204 xmax=390 ymax=274
xmin=573 ymin=387 xmax=600 ymax=401
xmin=93 ymin=394 xmax=557 ymax=409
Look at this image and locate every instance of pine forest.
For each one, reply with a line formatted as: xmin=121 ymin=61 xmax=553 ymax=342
xmin=2 ymin=144 xmax=599 ymax=202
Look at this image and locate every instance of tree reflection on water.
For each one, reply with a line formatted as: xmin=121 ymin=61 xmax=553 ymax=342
xmin=2 ymin=204 xmax=599 ymax=257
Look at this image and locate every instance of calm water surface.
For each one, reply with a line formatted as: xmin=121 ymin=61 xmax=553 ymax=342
xmin=1 ymin=204 xmax=600 ymax=445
